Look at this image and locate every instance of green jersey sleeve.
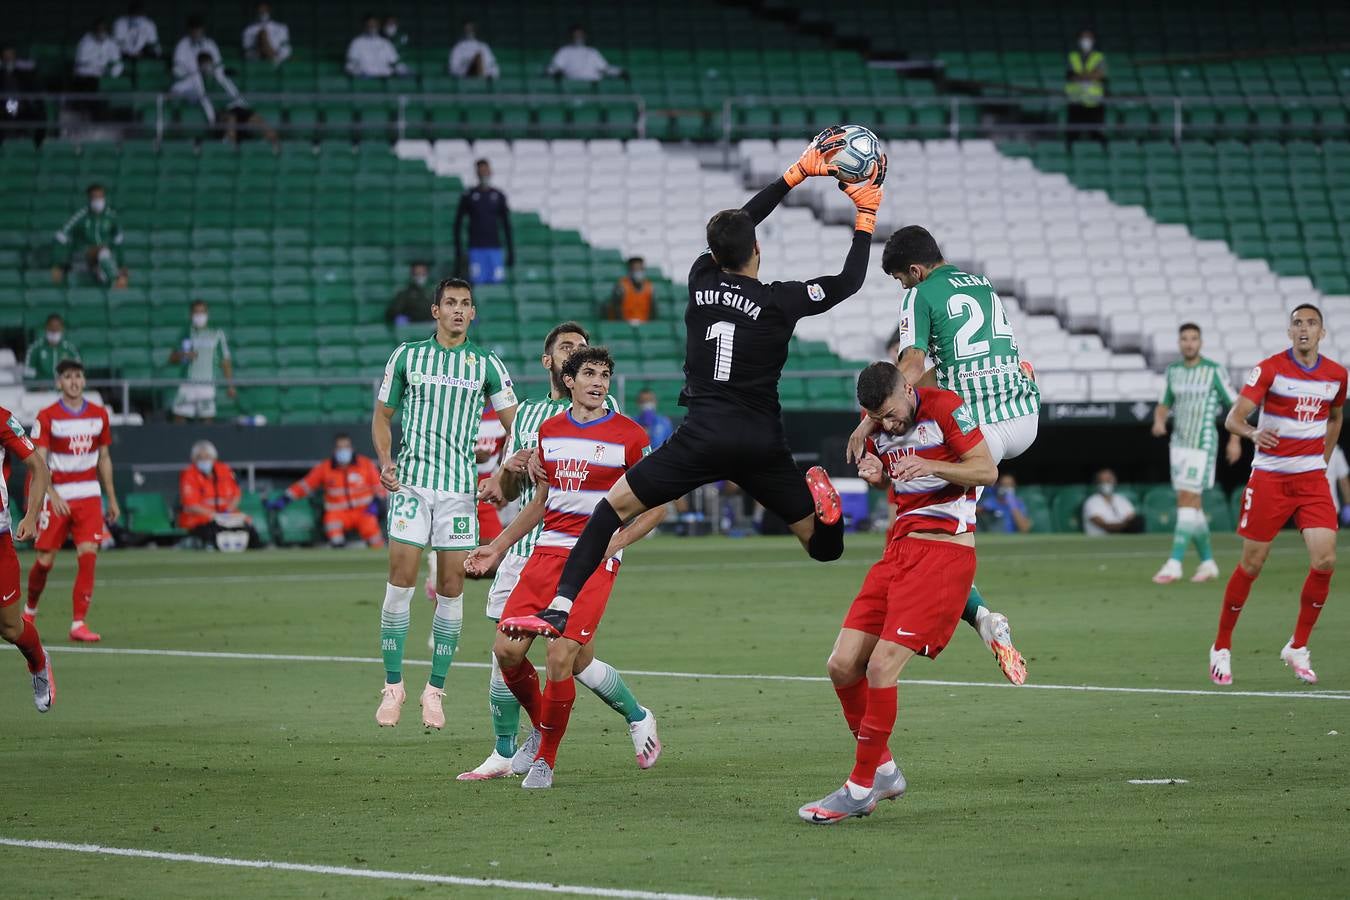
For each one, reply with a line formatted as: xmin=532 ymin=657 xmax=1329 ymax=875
xmin=910 ymin=288 xmax=933 ymax=354
xmin=1160 ymin=368 xmax=1175 ymax=406
xmin=483 ymin=352 xmax=517 ymax=412
xmin=1213 ymin=365 xmax=1237 ymax=406
xmin=378 ymin=344 xmax=407 ymax=409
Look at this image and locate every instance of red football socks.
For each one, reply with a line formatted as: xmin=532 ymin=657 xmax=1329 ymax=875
xmin=1292 ymin=568 xmax=1332 ymax=649
xmin=1215 ymin=565 xmax=1257 ymax=651
xmin=835 ymin=677 xmax=893 ymax=767
xmin=537 ymin=677 xmax=577 ymax=767
xmin=848 ymin=685 xmax=897 ymax=789
xmin=501 ymin=659 xmax=542 ymax=725
xmin=13 ymin=620 xmax=46 ymax=673
xmin=73 ymin=553 xmax=96 ymax=622
xmin=26 ymin=559 xmax=52 ymax=610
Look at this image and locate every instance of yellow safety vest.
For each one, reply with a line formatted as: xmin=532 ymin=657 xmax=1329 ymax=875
xmin=1066 ymin=50 xmax=1105 ymax=106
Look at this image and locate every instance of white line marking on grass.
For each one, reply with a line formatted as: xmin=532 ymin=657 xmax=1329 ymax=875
xmin=1127 ymin=779 xmax=1189 ymax=785
xmin=0 ymin=838 xmax=744 ymax=900
xmin=17 ymin=645 xmax=1350 ymax=701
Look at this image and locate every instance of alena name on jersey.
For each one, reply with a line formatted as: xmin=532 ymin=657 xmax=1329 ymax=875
xmin=943 ymin=272 xmax=993 ymax=289
xmin=693 ymin=288 xmax=763 ymax=320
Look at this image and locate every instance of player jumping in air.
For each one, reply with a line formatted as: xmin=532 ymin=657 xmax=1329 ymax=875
xmin=457 ymin=323 xmax=655 ymax=781
xmin=514 ymin=132 xmax=884 ymax=636
xmin=849 ymin=226 xmax=1035 ymax=685
xmin=1150 ymin=323 xmax=1242 ymax=584
xmin=800 ymin=362 xmax=997 ymax=823
xmin=23 ymin=359 xmax=120 ymax=642
xmin=0 ymin=404 xmax=57 ymax=711
xmin=482 ymin=347 xmax=667 ymax=789
xmin=1210 ymin=303 xmax=1346 ymax=686
xmin=372 ymin=278 xmax=518 ymax=728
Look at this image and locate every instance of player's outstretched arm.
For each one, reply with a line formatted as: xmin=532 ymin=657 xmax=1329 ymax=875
xmin=603 ymin=504 xmax=668 ymax=558
xmin=739 ymin=128 xmax=849 ymax=226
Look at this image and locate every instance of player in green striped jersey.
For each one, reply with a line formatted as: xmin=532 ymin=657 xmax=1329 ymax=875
xmin=849 ymin=226 xmax=1037 ymax=685
xmin=371 ymin=278 xmax=518 ymax=730
xmin=456 ymin=321 xmax=655 ymax=780
xmin=1150 ymin=323 xmax=1241 ymax=584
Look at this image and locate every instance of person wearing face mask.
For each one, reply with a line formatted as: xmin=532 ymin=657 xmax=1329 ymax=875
xmin=72 ymin=19 xmax=124 ymax=84
xmin=113 ymin=3 xmax=161 ymax=61
xmin=546 ymin=25 xmax=623 ymax=82
xmin=603 ymin=257 xmax=656 ymax=324
xmin=346 ymin=13 xmax=405 ymax=78
xmin=51 ymin=184 xmax=127 ymax=289
xmin=633 ymin=387 xmax=673 ymax=449
xmin=448 ymin=20 xmax=499 ymax=80
xmin=381 ymin=15 xmax=408 ymax=49
xmin=1082 ymin=468 xmax=1142 ymax=536
xmin=1065 ymin=28 xmax=1107 ymax=145
xmin=171 ymin=15 xmax=221 ymax=82
xmin=454 ymin=159 xmax=513 ymax=284
xmin=178 ymin=440 xmax=259 ymax=548
xmin=180 ymin=51 xmax=279 ymax=149
xmin=978 ymin=473 xmax=1032 ymax=534
xmin=169 ymin=300 xmax=236 ymax=423
xmin=242 ymin=2 xmax=291 ymax=66
xmin=23 ymin=315 xmax=81 ymax=385
xmin=385 ymin=262 xmax=434 ymax=325
xmin=268 ymin=434 xmax=386 ymax=548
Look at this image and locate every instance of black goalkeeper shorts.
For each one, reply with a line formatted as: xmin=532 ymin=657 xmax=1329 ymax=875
xmin=625 ymin=411 xmax=815 ymax=525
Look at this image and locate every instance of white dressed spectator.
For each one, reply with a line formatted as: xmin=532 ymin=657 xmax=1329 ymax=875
xmin=172 ymin=16 xmax=222 ymax=81
xmin=1082 ymin=469 xmax=1142 ymax=536
xmin=113 ymin=3 xmax=161 ymax=59
xmin=381 ymin=16 xmax=408 ymax=50
xmin=546 ymin=25 xmax=621 ymax=82
xmin=73 ymin=21 xmax=124 ymax=79
xmin=448 ymin=21 xmax=498 ymax=79
xmin=346 ymin=15 xmax=404 ymax=78
xmin=242 ymin=2 xmax=291 ymax=65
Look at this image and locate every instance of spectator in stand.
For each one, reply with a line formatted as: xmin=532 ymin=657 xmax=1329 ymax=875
xmin=172 ymin=15 xmax=221 ymax=83
xmin=23 ymin=315 xmax=81 ymax=385
xmin=633 ymin=387 xmax=673 ymax=449
xmin=385 ymin=261 xmax=433 ymax=325
xmin=346 ymin=13 xmax=405 ymax=78
xmin=267 ymin=434 xmax=386 ymax=548
xmin=448 ymin=21 xmax=498 ymax=79
xmin=242 ymin=2 xmax=291 ymax=66
xmin=547 ymin=25 xmax=623 ymax=82
xmin=181 ymin=52 xmax=279 ymax=148
xmin=178 ymin=440 xmax=260 ymax=548
xmin=72 ymin=19 xmax=124 ymax=90
xmin=978 ymin=473 xmax=1033 ymax=534
xmin=381 ymin=15 xmax=409 ymax=51
xmin=454 ymin=159 xmax=513 ymax=284
xmin=113 ymin=2 xmax=161 ymax=61
xmin=1065 ymin=28 xmax=1107 ymax=145
xmin=169 ymin=299 xmax=235 ymax=423
xmin=603 ymin=256 xmax=655 ymax=324
xmin=51 ymin=184 xmax=127 ymax=289
xmin=1 ymin=45 xmax=44 ymax=146
xmin=1083 ymin=468 xmax=1142 ymax=535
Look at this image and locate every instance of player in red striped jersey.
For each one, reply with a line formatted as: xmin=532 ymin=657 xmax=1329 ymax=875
xmin=800 ymin=362 xmax=996 ymax=824
xmin=0 ymin=404 xmax=57 ymax=711
xmin=23 ymin=359 xmax=120 ymax=642
xmin=1210 ymin=304 xmax=1346 ymax=686
xmin=477 ymin=347 xmax=667 ymax=789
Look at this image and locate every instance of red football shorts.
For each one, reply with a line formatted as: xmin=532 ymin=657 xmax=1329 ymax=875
xmin=323 ymin=508 xmax=384 ymax=546
xmin=478 ymin=500 xmax=503 ymax=542
xmin=35 ymin=495 xmax=106 ymax=551
xmin=843 ymin=536 xmax=977 ymax=659
xmin=1237 ymin=469 xmax=1338 ymax=543
xmin=0 ymin=532 xmax=18 ymax=606
xmin=500 ymin=547 xmax=618 ymax=645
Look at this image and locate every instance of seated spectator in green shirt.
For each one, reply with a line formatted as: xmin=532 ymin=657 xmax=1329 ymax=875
xmin=23 ymin=314 xmax=81 ymax=384
xmin=385 ymin=262 xmax=434 ymax=325
xmin=51 ymin=183 xmax=128 ymax=289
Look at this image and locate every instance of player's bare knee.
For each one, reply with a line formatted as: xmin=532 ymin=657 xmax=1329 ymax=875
xmin=0 ymin=620 xmax=21 ymax=642
xmin=1311 ymin=550 xmax=1335 ymax=572
xmin=546 ymin=640 xmax=580 ymax=681
xmin=826 ymin=652 xmax=863 ymax=686
xmin=493 ymin=636 xmax=525 ymax=669
xmin=35 ymin=551 xmax=56 ymax=567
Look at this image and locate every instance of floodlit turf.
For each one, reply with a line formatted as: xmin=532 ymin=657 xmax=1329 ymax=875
xmin=2 ymin=533 xmax=1347 ymax=898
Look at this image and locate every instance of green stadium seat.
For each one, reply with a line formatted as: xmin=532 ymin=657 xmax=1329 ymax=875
xmin=125 ymin=492 xmax=185 ymax=539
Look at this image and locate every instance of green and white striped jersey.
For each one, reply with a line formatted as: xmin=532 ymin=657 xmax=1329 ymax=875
xmin=378 ymin=336 xmax=517 ymax=494
xmin=1159 ymin=357 xmax=1236 ymax=453
xmin=177 ymin=326 xmax=231 ymax=383
xmin=898 ymin=264 xmax=1040 ymax=425
xmin=502 ymin=392 xmax=618 ymax=558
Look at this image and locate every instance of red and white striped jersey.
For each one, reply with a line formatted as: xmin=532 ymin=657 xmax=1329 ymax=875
xmin=475 ymin=408 xmax=508 ymax=477
xmin=31 ymin=399 xmax=111 ymax=501
xmin=1240 ymin=350 xmax=1347 ymax=475
xmin=0 ymin=405 xmax=36 ymax=534
xmin=868 ymin=387 xmax=986 ymax=539
xmin=537 ymin=409 xmax=649 ymax=560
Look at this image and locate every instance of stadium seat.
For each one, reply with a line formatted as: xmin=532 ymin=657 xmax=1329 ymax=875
xmin=124 ymin=492 xmax=185 ymax=539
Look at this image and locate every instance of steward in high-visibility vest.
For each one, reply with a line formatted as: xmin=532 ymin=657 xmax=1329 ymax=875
xmin=1065 ymin=31 xmax=1107 ymax=108
xmin=270 ymin=434 xmax=387 ymax=547
xmin=603 ymin=257 xmax=656 ymax=323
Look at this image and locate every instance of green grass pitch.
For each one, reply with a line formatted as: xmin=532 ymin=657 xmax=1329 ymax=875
xmin=2 ymin=533 xmax=1347 ymax=898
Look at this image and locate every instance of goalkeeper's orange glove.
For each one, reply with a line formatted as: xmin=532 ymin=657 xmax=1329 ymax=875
xmin=782 ymin=125 xmax=848 ymax=187
xmin=839 ymin=153 xmax=887 ymax=234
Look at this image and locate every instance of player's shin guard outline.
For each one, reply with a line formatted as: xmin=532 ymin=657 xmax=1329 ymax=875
xmin=553 ymin=499 xmax=623 ymax=602
xmin=428 ymin=594 xmax=463 ymax=688
xmin=379 ymin=583 xmax=415 ymax=684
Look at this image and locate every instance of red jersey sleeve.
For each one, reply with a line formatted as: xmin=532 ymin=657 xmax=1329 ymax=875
xmin=1 ymin=409 xmax=35 ymax=461
xmin=97 ymin=405 xmax=111 ymax=448
xmin=624 ymin=419 xmax=650 ymax=468
xmin=1239 ymin=357 xmax=1276 ymax=406
xmin=936 ymin=392 xmax=985 ymax=457
xmin=30 ymin=408 xmax=50 ymax=448
xmin=1335 ymin=366 xmax=1347 ymax=407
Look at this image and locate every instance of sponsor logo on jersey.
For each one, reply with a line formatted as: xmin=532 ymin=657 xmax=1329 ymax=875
xmin=410 ymin=371 xmax=482 ymax=390
xmin=452 ymin=516 xmax=472 ymax=535
xmin=1295 ymin=393 xmax=1324 ymax=423
xmin=806 ymin=283 xmax=825 ymax=303
xmin=556 ymin=459 xmax=590 ymax=492
xmin=67 ymin=432 xmax=95 ymax=455
xmin=1245 ymin=365 xmax=1261 ymax=387
xmin=952 ymin=403 xmax=977 ymax=435
xmin=883 ymin=446 xmax=915 ymax=476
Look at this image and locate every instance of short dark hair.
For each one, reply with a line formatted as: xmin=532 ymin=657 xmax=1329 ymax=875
xmin=561 ymin=346 xmax=614 ymax=383
xmin=1178 ymin=322 xmax=1201 ymax=336
xmin=706 ymin=209 xmax=756 ymax=270
xmin=434 ymin=277 xmax=473 ymax=304
xmin=544 ymin=321 xmax=589 ymax=354
xmin=187 ymin=14 xmax=204 ymax=29
xmin=87 ymin=182 xmax=104 ymax=195
xmin=474 ymin=158 xmax=490 ymax=167
xmin=1291 ymin=302 xmax=1323 ymax=323
xmin=881 ymin=226 xmax=944 ymax=275
xmin=626 ymin=256 xmax=644 ymax=267
xmin=56 ymin=358 xmax=84 ymax=376
xmin=190 ymin=298 xmax=207 ymax=309
xmin=45 ymin=313 xmax=63 ymax=325
xmin=334 ymin=432 xmax=352 ymax=443
xmin=856 ymin=362 xmax=900 ymax=411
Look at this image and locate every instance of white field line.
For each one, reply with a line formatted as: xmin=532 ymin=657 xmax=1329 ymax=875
xmin=0 ymin=837 xmax=747 ymax=900
xmin=1127 ymin=779 xmax=1189 ymax=785
xmin=14 ymin=644 xmax=1350 ymax=701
